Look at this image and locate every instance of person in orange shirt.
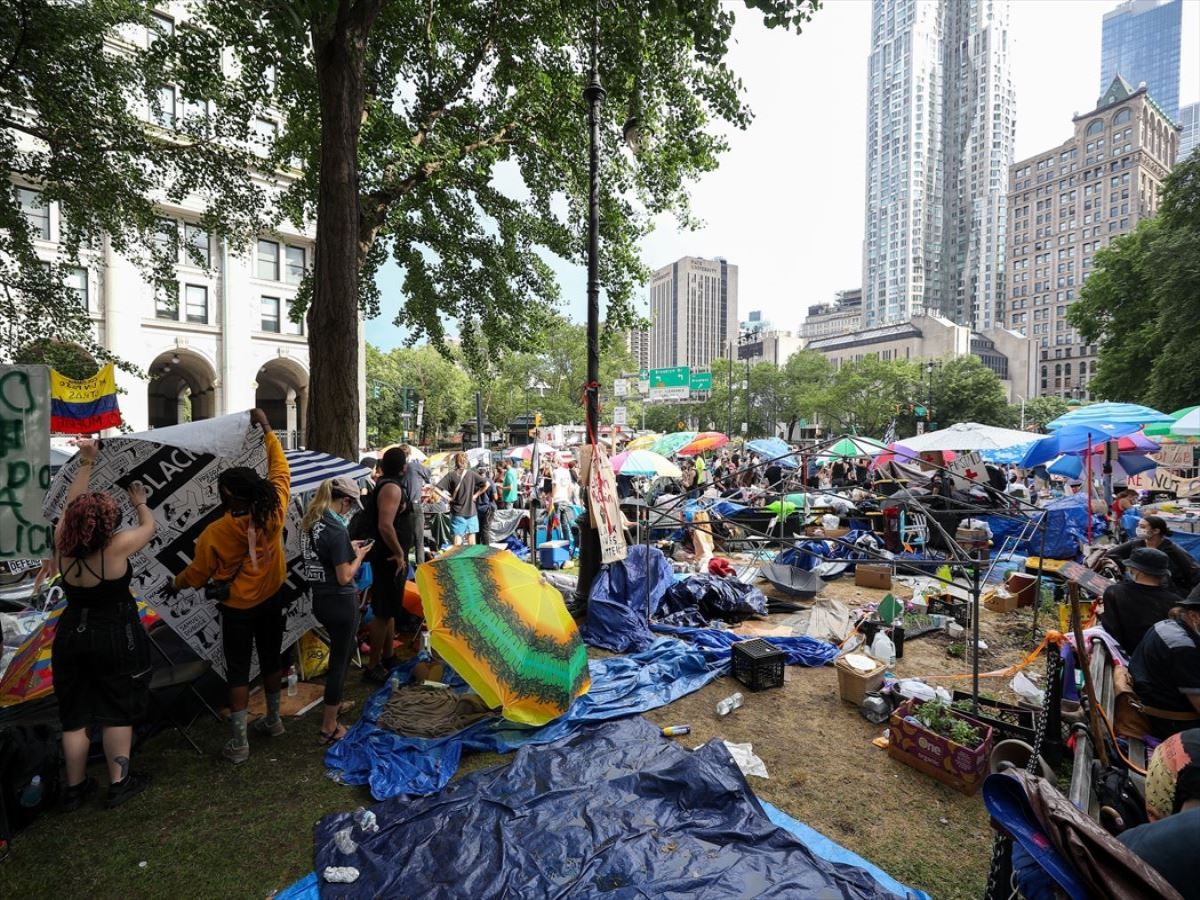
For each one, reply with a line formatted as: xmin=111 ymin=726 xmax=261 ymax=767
xmin=167 ymin=409 xmax=290 ymax=764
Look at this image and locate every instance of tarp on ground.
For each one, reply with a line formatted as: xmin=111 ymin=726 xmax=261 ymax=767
xmin=652 ymin=623 xmax=839 ymax=668
xmin=325 ymin=638 xmax=724 ymax=799
xmin=314 ymin=716 xmax=916 ymax=899
xmin=584 ymin=545 xmax=673 ymax=653
xmin=657 ymin=573 xmax=769 ymax=627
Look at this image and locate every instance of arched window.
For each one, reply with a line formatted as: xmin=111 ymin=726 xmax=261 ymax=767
xmin=1086 ymin=119 xmax=1104 ymax=136
xmin=1054 ymin=363 xmax=1062 ymax=376
xmin=1113 ymin=108 xmax=1131 ymax=126
xmin=1064 ymin=363 xmax=1072 ymax=377
xmin=1079 ymin=361 xmax=1088 ymax=375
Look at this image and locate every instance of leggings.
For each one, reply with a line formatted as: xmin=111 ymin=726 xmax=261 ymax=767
xmin=312 ymin=589 xmax=359 ymax=707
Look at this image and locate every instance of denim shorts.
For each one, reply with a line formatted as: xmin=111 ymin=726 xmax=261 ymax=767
xmin=450 ymin=515 xmax=479 ymax=536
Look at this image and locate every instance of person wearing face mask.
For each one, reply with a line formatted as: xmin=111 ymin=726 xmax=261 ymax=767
xmin=1099 ymin=547 xmax=1180 ymax=654
xmin=301 ymin=477 xmax=373 ymax=744
xmin=1107 ymin=515 xmax=1200 ymax=598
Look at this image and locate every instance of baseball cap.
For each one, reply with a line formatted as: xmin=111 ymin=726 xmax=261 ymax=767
xmin=1126 ymin=547 xmax=1169 ymax=578
xmin=330 ymin=476 xmax=363 ymax=508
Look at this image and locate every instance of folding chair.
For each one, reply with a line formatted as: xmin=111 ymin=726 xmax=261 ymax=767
xmin=145 ymin=630 xmax=222 ymax=756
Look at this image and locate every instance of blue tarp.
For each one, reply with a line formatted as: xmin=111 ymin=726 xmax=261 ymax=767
xmin=313 ymin=717 xmax=915 ymax=898
xmin=658 ymin=572 xmax=769 ymax=626
xmin=584 ymin=545 xmax=672 ymax=653
xmin=983 ymin=496 xmax=1088 ymax=560
xmin=324 ymin=638 xmax=725 ymax=799
xmin=652 ymin=623 xmax=840 ymax=668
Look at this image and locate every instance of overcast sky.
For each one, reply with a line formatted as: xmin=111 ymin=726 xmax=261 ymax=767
xmin=368 ymin=0 xmax=1200 ymax=349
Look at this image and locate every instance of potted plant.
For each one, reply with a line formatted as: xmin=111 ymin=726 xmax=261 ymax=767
xmin=888 ymin=697 xmax=994 ymax=795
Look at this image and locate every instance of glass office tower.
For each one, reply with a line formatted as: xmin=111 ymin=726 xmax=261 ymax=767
xmin=1099 ymin=0 xmax=1182 ymax=122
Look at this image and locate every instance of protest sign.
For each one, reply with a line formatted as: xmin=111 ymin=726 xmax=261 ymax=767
xmin=580 ymin=444 xmax=627 ymax=565
xmin=0 ymin=366 xmax=54 ymax=562
xmin=1153 ymin=444 xmax=1193 ymax=470
xmin=948 ymin=450 xmax=985 ymax=492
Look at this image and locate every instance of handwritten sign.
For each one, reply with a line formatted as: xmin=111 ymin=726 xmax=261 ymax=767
xmin=1153 ymin=444 xmax=1194 ymax=470
xmin=1128 ymin=468 xmax=1200 ymax=497
xmin=1056 ymin=560 xmax=1116 ymax=598
xmin=948 ymin=450 xmax=985 ymax=492
xmin=0 ymin=366 xmax=54 ymax=561
xmin=580 ymin=444 xmax=627 ymax=565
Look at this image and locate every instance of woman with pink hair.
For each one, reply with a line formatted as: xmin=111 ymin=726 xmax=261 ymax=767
xmin=52 ymin=438 xmax=157 ymax=811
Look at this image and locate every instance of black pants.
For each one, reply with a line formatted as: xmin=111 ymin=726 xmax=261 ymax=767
xmin=219 ymin=593 xmax=285 ymax=688
xmin=312 ymin=589 xmax=359 ymax=707
xmin=409 ymin=507 xmax=426 ymax=565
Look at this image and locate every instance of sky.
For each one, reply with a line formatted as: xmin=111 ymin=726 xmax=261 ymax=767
xmin=367 ymin=0 xmax=1200 ymax=349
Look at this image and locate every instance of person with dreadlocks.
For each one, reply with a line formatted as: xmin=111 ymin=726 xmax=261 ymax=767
xmin=52 ymin=438 xmax=158 ymax=810
xmin=168 ymin=409 xmax=290 ymax=764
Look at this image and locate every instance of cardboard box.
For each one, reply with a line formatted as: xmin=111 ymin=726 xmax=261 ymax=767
xmin=855 ymin=564 xmax=892 ymax=590
xmin=887 ymin=698 xmax=993 ymax=795
xmin=983 ymin=588 xmax=1019 ymax=613
xmin=835 ymin=653 xmax=886 ymax=705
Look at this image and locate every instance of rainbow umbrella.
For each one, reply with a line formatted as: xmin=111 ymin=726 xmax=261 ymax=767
xmin=650 ymin=431 xmax=697 ymax=457
xmin=677 ymin=431 xmax=729 ymax=457
xmin=416 ymin=545 xmax=590 ymax=726
xmin=624 ymin=433 xmax=660 ymax=452
xmin=506 ymin=443 xmax=555 ymax=462
xmin=610 ymin=449 xmax=681 ymax=479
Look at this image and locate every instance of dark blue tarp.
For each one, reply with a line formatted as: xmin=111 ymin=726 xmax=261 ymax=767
xmin=314 ymin=717 xmax=914 ymax=898
xmin=981 ymin=496 xmax=1088 ymax=560
xmin=658 ymin=573 xmax=769 ymax=626
xmin=325 ymin=638 xmax=725 ymax=799
xmin=584 ymin=545 xmax=672 ymax=653
xmin=652 ymin=623 xmax=840 ymax=668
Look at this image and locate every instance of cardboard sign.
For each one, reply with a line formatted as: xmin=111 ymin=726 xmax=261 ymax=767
xmin=948 ymin=450 xmax=985 ymax=492
xmin=0 ymin=366 xmax=54 ymax=561
xmin=1154 ymin=444 xmax=1193 ymax=470
xmin=1128 ymin=468 xmax=1200 ymax=497
xmin=580 ymin=444 xmax=627 ymax=565
xmin=42 ymin=417 xmax=315 ymax=679
xmin=1056 ymin=560 xmax=1115 ymax=598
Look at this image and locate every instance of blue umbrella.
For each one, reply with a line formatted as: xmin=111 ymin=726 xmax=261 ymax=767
xmin=1020 ymin=421 xmax=1141 ymax=468
xmin=1047 ymin=452 xmax=1156 ymax=481
xmin=746 ymin=437 xmax=799 ymax=468
xmin=1047 ymin=401 xmax=1173 ymax=431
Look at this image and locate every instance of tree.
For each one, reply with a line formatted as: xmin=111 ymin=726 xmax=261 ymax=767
xmin=193 ymin=0 xmax=820 ymax=457
xmin=816 ymin=356 xmax=920 ymax=438
xmin=778 ymin=350 xmax=833 ymax=437
xmin=365 ymin=343 xmax=470 ymax=446
xmin=13 ymin=339 xmax=98 ymax=380
xmin=0 ymin=1 xmax=262 ymax=369
xmin=929 ymin=356 xmax=1011 ymax=428
xmin=1013 ymin=395 xmax=1069 ymax=432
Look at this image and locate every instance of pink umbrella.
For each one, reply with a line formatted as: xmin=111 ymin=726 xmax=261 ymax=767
xmin=871 ymin=443 xmax=957 ymax=470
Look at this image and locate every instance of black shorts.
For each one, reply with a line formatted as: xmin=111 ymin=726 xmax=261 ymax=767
xmin=219 ymin=592 xmax=285 ymax=688
xmin=52 ymin=603 xmax=151 ymax=731
xmin=369 ymin=553 xmax=404 ymax=620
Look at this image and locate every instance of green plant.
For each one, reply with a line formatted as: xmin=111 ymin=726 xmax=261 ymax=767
xmin=947 ymin=641 xmax=966 ymax=659
xmin=914 ymin=699 xmax=983 ymax=749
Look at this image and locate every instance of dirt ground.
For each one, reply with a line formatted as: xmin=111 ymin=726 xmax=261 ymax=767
xmin=637 ymin=576 xmax=1050 ymax=900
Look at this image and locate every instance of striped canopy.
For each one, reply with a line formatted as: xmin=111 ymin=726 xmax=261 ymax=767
xmin=284 ymin=449 xmax=372 ymax=495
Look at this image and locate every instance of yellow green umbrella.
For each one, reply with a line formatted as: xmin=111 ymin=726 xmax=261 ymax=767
xmin=624 ymin=433 xmax=660 ymax=451
xmin=416 ymin=545 xmax=590 ymax=726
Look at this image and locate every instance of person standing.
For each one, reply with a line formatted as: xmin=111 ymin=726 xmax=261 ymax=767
xmin=1130 ymin=593 xmax=1200 ymax=739
xmin=362 ymin=447 xmax=409 ymax=683
xmin=400 ymin=445 xmax=430 ymax=564
xmin=300 ymin=477 xmax=372 ymax=744
xmin=170 ymin=409 xmax=290 ymax=765
xmin=475 ymin=464 xmax=497 ymax=545
xmin=1099 ymin=548 xmax=1180 ymax=654
xmin=53 ymin=438 xmax=157 ymax=810
xmin=551 ymin=460 xmax=577 ymax=555
xmin=500 ymin=459 xmax=520 ymax=510
xmin=439 ymin=452 xmax=486 ymax=546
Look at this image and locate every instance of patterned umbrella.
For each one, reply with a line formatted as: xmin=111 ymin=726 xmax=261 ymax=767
xmin=506 ymin=443 xmax=555 ymax=462
xmin=610 ymin=449 xmax=682 ymax=479
xmin=624 ymin=433 xmax=660 ymax=452
xmin=416 ymin=545 xmax=590 ymax=726
xmin=677 ymin=431 xmax=730 ymax=457
xmin=816 ymin=436 xmax=889 ymax=461
xmin=650 ymin=431 xmax=697 ymax=457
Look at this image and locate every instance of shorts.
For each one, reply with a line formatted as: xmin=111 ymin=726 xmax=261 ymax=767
xmin=451 ymin=515 xmax=479 ymax=536
xmin=220 ymin=592 xmax=286 ymax=688
xmin=369 ymin=552 xmax=404 ymax=620
xmin=52 ymin=603 xmax=151 ymax=731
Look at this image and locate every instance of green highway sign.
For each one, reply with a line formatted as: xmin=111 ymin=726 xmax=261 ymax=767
xmin=689 ymin=371 xmax=712 ymax=392
xmin=649 ymin=366 xmax=690 ymax=388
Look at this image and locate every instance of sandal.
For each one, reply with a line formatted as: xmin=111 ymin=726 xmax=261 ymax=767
xmin=318 ymin=724 xmax=348 ymax=745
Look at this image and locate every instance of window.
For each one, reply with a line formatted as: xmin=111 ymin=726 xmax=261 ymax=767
xmin=251 ymin=118 xmax=278 ymax=148
xmin=155 ymin=290 xmax=175 ymax=320
xmin=150 ymin=13 xmax=174 ymax=41
xmin=16 ymin=187 xmax=50 ymax=240
xmin=184 ymin=223 xmax=210 ymax=266
xmin=257 ymin=239 xmax=279 ymax=280
xmin=285 ymin=246 xmax=305 ymax=284
xmin=185 ymin=284 xmax=208 ymax=324
xmin=260 ymin=295 xmax=281 ymax=332
xmin=283 ymin=299 xmax=304 ymax=335
xmin=66 ymin=267 xmax=88 ymax=310
xmin=155 ymin=85 xmax=176 ymax=128
xmin=1113 ymin=108 xmax=1131 ymax=126
xmin=152 ymin=217 xmax=176 ymax=258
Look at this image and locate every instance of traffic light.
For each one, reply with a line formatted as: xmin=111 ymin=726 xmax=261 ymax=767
xmin=530 ymin=412 xmax=542 ymax=437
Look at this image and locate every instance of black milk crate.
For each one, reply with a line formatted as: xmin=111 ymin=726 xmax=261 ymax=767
xmin=731 ymin=638 xmax=785 ymax=691
xmin=950 ymin=691 xmax=1039 ymax=744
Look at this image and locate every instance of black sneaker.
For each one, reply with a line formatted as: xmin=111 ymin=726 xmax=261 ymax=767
xmin=361 ymin=663 xmax=389 ymax=685
xmin=61 ymin=776 xmax=98 ymax=812
xmin=105 ymin=772 xmax=152 ymax=810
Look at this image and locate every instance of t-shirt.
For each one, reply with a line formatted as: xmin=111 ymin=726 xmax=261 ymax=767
xmin=1131 ymin=619 xmax=1200 ymax=714
xmin=552 ymin=467 xmax=573 ymax=505
xmin=439 ymin=469 xmax=483 ymax=519
xmin=402 ymin=462 xmax=430 ymax=514
xmin=502 ymin=468 xmax=520 ymax=502
xmin=1100 ymin=581 xmax=1180 ymax=654
xmin=1117 ymin=807 xmax=1200 ymax=898
xmin=301 ymin=511 xmax=356 ymax=600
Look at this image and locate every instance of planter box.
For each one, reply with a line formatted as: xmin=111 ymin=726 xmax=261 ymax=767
xmin=950 ymin=691 xmax=1038 ymax=745
xmin=887 ymin=698 xmax=993 ymax=795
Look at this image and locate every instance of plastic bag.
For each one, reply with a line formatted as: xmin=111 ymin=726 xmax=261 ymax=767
xmin=298 ymin=629 xmax=330 ymax=679
xmin=1011 ymin=671 xmax=1044 ymax=706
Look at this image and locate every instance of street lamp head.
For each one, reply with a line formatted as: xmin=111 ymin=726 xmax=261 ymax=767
xmin=622 ymin=115 xmax=641 ymax=153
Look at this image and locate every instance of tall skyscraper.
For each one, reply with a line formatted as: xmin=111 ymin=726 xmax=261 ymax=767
xmin=1099 ymin=0 xmax=1182 ymax=122
xmin=862 ymin=0 xmax=1015 ymax=332
xmin=647 ymin=256 xmax=738 ymax=371
xmin=1002 ymin=76 xmax=1179 ymax=400
xmin=1180 ymin=101 xmax=1200 ymax=161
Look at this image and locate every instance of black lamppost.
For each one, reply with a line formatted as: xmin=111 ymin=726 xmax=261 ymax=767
xmin=924 ymin=360 xmax=938 ymax=430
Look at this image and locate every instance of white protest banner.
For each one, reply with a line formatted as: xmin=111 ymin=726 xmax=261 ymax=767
xmin=0 ymin=366 xmax=54 ymax=561
xmin=43 ymin=413 xmax=316 ymax=679
xmin=1153 ymin=444 xmax=1193 ymax=470
xmin=580 ymin=444 xmax=627 ymax=565
xmin=947 ymin=450 xmax=985 ymax=492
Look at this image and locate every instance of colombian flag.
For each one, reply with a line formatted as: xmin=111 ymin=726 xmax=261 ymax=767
xmin=50 ymin=363 xmax=122 ymax=433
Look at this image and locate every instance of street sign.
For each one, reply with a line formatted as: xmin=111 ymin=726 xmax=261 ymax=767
xmin=638 ymin=369 xmax=649 ymax=393
xmin=613 ymin=406 xmax=627 ymax=426
xmin=613 ymin=378 xmax=628 ymax=397
xmin=689 ymin=371 xmax=712 ymax=392
xmin=648 ymin=365 xmax=690 ymax=401
xmin=740 ymin=422 xmax=748 ymax=433
xmin=915 ymin=420 xmax=925 ymax=435
xmin=416 ymin=400 xmax=424 ymax=430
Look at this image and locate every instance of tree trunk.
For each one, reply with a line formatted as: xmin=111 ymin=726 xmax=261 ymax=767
xmin=305 ymin=10 xmax=373 ymax=459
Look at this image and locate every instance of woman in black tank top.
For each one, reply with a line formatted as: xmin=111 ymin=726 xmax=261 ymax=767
xmin=52 ymin=439 xmax=158 ymax=811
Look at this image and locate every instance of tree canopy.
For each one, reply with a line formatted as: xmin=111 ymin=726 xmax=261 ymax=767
xmin=928 ymin=356 xmax=1011 ymax=430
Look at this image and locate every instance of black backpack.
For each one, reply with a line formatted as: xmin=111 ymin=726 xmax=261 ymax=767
xmin=349 ymin=478 xmax=403 ymax=542
xmin=0 ymin=722 xmax=62 ymax=843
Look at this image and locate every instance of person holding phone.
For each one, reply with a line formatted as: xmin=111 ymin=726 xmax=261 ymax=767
xmin=300 ymin=476 xmax=372 ymax=744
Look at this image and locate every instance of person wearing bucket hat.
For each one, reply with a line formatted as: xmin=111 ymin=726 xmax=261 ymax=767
xmin=1100 ymin=547 xmax=1180 ymax=654
xmin=1108 ymin=515 xmax=1200 ymax=598
xmin=1129 ymin=588 xmax=1200 ymax=740
xmin=301 ymin=477 xmax=372 ymax=744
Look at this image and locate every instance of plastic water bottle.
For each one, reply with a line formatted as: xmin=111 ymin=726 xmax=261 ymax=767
xmin=18 ymin=776 xmax=42 ymax=808
xmin=286 ymin=666 xmax=298 ymax=697
xmin=871 ymin=631 xmax=897 ymax=668
xmin=716 ymin=692 xmax=744 ymax=716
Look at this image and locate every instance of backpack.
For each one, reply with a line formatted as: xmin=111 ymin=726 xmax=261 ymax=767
xmin=349 ymin=477 xmax=404 ymax=542
xmin=1092 ymin=759 xmax=1147 ymax=834
xmin=0 ymin=722 xmax=62 ymax=843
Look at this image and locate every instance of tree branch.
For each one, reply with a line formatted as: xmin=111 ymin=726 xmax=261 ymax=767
xmin=0 ymin=0 xmax=29 ymax=86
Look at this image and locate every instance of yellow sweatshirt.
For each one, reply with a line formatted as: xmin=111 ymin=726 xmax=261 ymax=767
xmin=174 ymin=430 xmax=291 ymax=609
